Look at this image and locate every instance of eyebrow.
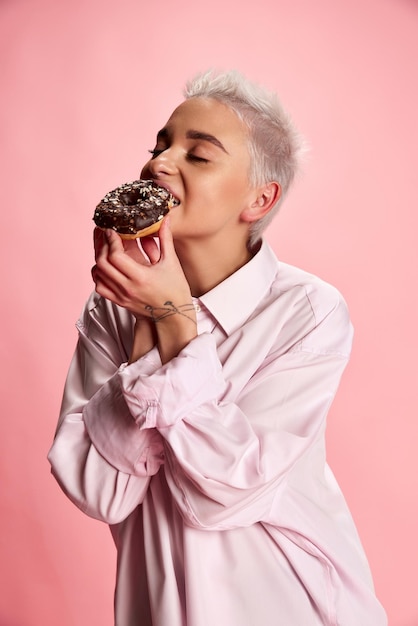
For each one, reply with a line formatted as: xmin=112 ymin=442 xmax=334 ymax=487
xmin=186 ymin=130 xmax=229 ymax=154
xmin=156 ymin=127 xmax=229 ymax=154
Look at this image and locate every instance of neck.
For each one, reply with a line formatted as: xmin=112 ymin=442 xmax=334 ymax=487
xmin=174 ymin=235 xmax=253 ymax=297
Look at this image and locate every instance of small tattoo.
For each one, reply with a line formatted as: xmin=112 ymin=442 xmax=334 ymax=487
xmin=145 ymin=301 xmax=198 ymax=324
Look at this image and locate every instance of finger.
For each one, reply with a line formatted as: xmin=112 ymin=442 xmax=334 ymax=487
xmin=100 ymin=229 xmax=148 ymax=283
xmin=94 ymin=226 xmax=103 ymax=243
xmin=95 ymin=231 xmax=109 ymax=263
xmin=141 ymin=236 xmax=161 ymax=264
xmin=93 ymin=227 xmax=106 ymax=260
xmin=158 ymin=217 xmax=175 ymax=260
xmin=104 ymin=230 xmax=133 ymax=275
xmin=94 ymin=272 xmax=121 ymax=302
xmin=122 ymin=237 xmax=139 ymax=253
xmin=105 ymin=228 xmax=125 ymax=252
xmin=122 ymin=237 xmax=144 ymax=261
xmin=95 ymin=231 xmax=129 ymax=284
xmin=93 ymin=252 xmax=133 ymax=303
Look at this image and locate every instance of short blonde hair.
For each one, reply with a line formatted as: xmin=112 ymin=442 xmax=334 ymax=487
xmin=184 ymin=70 xmax=306 ymax=245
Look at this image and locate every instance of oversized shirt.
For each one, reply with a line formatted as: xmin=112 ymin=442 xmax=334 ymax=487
xmin=48 ymin=240 xmax=387 ymax=626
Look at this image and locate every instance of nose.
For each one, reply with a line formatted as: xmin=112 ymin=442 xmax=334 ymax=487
xmin=142 ymin=149 xmax=178 ymax=179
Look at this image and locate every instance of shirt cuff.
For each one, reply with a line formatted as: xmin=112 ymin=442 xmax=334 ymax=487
xmin=119 ymin=333 xmax=226 ymax=429
xmin=119 ymin=345 xmax=162 ymax=376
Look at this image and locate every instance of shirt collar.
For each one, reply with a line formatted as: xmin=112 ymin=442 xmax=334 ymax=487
xmin=199 ymin=239 xmax=279 ymax=336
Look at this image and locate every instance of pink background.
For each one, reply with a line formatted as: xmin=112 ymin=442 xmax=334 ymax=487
xmin=1 ymin=0 xmax=417 ymax=624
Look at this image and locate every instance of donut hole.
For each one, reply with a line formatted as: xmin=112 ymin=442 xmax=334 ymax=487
xmin=119 ymin=189 xmax=143 ymax=206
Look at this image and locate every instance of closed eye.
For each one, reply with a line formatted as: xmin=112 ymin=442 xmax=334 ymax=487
xmin=186 ymin=153 xmax=209 ymax=163
xmin=148 ymin=148 xmax=209 ymax=164
xmin=148 ymin=149 xmax=165 ymax=158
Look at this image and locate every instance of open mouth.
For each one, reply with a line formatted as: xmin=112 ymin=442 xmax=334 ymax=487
xmin=153 ymin=182 xmax=180 ymax=207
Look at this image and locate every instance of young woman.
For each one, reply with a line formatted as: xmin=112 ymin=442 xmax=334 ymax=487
xmin=48 ymin=70 xmax=387 ymax=625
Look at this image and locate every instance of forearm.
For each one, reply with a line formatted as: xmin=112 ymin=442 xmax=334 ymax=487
xmin=129 ymin=317 xmax=157 ymax=364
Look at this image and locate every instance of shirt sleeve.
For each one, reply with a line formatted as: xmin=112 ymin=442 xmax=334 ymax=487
xmin=113 ymin=288 xmax=353 ymax=530
xmin=47 ymin=293 xmax=165 ymax=525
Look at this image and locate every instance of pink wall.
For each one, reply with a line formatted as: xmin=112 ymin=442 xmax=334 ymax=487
xmin=1 ymin=0 xmax=417 ymax=624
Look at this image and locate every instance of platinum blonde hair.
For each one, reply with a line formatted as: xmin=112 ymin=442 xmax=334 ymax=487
xmin=184 ymin=69 xmax=307 ymax=246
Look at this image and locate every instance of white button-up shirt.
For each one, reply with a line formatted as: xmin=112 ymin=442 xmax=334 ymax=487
xmin=48 ymin=240 xmax=387 ymax=625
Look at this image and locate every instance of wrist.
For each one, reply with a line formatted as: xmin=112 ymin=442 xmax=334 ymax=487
xmin=147 ymin=300 xmax=198 ymax=364
xmin=145 ymin=300 xmax=198 ymax=324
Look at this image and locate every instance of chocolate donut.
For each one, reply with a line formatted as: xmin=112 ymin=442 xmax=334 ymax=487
xmin=93 ymin=179 xmax=179 ymax=239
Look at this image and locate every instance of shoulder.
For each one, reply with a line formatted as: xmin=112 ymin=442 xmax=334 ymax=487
xmin=265 ymin=256 xmax=353 ymax=357
xmin=277 ymin=261 xmax=348 ymax=318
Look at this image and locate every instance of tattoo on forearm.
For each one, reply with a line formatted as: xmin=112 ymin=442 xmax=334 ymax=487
xmin=145 ymin=301 xmax=198 ymax=324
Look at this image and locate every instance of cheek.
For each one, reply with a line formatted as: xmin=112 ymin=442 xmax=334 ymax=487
xmin=199 ymin=173 xmax=242 ymax=201
xmin=187 ymin=178 xmax=245 ymax=219
xmin=218 ymin=174 xmax=251 ymax=206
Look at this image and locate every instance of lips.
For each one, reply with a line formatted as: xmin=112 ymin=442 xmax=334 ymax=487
xmin=149 ymin=180 xmax=180 ymax=206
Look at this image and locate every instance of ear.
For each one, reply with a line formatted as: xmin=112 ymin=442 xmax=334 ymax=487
xmin=240 ymin=182 xmax=281 ymax=224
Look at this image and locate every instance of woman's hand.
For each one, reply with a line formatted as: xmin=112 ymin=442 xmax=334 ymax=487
xmin=92 ymin=220 xmax=197 ymax=363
